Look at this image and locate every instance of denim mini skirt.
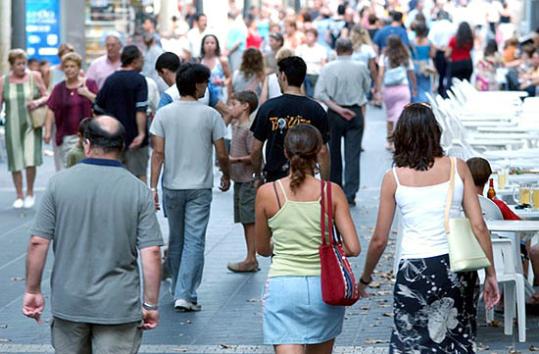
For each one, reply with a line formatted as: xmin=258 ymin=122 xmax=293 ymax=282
xmin=262 ymin=276 xmax=345 ymax=344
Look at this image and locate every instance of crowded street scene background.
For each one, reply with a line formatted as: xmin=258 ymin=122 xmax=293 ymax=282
xmin=1 ymin=0 xmax=539 ymax=353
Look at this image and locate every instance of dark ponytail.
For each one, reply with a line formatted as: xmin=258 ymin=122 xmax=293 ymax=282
xmin=284 ymin=124 xmax=323 ymax=193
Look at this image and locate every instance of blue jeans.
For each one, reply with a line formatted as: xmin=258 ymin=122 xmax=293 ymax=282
xmin=163 ymin=188 xmax=212 ymax=303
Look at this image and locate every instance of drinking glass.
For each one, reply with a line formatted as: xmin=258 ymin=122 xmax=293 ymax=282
xmin=497 ymin=169 xmax=508 ymax=190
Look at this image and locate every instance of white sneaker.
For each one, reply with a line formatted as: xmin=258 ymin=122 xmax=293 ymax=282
xmin=12 ymin=198 xmax=24 ymax=209
xmin=23 ymin=195 xmax=35 ymax=208
xmin=174 ymin=299 xmax=201 ymax=312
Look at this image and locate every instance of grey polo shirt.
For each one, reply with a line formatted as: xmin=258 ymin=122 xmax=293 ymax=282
xmin=315 ymin=55 xmax=371 ymax=107
xmin=31 ymin=158 xmax=163 ymax=324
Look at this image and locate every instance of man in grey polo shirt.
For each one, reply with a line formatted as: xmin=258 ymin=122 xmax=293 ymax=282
xmin=23 ymin=116 xmax=163 ymax=353
xmin=315 ymin=38 xmax=371 ymax=206
xmin=150 ymin=63 xmax=230 ymax=312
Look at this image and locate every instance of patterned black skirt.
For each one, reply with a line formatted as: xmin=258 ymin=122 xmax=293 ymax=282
xmin=390 ymin=254 xmax=479 ymax=354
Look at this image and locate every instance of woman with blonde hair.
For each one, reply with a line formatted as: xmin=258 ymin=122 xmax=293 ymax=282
xmin=232 ymin=48 xmax=266 ymax=97
xmin=0 ymin=49 xmax=48 ymax=208
xmin=44 ymin=52 xmax=98 ymax=167
xmin=261 ymin=47 xmax=295 ymax=101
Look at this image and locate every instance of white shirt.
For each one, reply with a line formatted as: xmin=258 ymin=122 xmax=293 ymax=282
xmin=393 ymin=166 xmax=464 ymax=260
xmin=164 ymin=84 xmax=210 ymax=106
xmin=352 ymin=44 xmax=376 ymax=65
xmin=296 ymin=43 xmax=327 ymax=75
xmin=428 ymin=19 xmax=456 ymax=49
xmin=187 ymin=28 xmax=207 ymax=58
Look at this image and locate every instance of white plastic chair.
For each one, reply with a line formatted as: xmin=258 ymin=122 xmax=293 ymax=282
xmin=478 ymin=196 xmax=504 ymax=221
xmin=483 ymin=238 xmax=527 ymax=342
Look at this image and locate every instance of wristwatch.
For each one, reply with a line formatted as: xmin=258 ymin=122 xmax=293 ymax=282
xmin=150 ymin=187 xmax=157 ymax=192
xmin=143 ymin=302 xmax=158 ymax=311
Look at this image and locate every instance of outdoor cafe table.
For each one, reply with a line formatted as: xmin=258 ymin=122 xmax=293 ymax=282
xmin=486 ymin=220 xmax=539 ymax=295
xmin=508 ymin=206 xmax=539 ymax=220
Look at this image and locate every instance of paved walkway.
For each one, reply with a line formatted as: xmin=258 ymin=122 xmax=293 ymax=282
xmin=0 ymin=107 xmax=537 ymax=353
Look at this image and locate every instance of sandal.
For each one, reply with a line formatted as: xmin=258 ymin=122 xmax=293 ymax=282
xmin=227 ymin=261 xmax=260 ymax=273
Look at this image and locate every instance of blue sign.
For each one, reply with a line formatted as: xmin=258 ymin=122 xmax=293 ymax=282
xmin=26 ymin=0 xmax=61 ymax=64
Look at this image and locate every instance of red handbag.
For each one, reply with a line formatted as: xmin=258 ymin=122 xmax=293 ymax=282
xmin=319 ymin=180 xmax=359 ymax=306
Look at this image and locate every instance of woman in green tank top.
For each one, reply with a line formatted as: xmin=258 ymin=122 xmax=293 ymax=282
xmin=255 ymin=124 xmax=360 ymax=353
xmin=0 ymin=49 xmax=48 ymax=209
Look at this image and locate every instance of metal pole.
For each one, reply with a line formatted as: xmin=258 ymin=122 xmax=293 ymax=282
xmin=196 ymin=0 xmax=203 ymax=14
xmin=11 ymin=0 xmax=26 ymax=49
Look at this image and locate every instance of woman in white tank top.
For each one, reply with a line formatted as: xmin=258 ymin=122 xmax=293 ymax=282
xmin=357 ymin=103 xmax=499 ymax=353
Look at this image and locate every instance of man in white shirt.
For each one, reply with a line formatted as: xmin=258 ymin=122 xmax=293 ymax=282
xmin=428 ymin=11 xmax=455 ymax=97
xmin=296 ymin=28 xmax=328 ymax=97
xmin=186 ymin=13 xmax=208 ymax=60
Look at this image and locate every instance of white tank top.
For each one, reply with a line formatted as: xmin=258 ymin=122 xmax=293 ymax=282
xmin=393 ymin=163 xmax=464 ymax=259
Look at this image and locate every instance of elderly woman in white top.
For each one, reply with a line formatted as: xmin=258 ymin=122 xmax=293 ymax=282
xmin=357 ymin=103 xmax=500 ymax=353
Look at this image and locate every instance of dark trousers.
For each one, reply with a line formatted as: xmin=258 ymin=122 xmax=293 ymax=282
xmin=328 ymin=106 xmax=364 ymax=202
xmin=448 ymin=59 xmax=473 ymax=89
xmin=434 ymin=50 xmax=448 ymax=98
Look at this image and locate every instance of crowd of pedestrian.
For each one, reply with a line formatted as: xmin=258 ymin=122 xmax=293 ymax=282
xmin=1 ymin=0 xmax=538 ymax=353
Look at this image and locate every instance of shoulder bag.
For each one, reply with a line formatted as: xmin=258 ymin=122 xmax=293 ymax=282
xmin=319 ymin=180 xmax=359 ymax=306
xmin=444 ymin=157 xmax=491 ymax=272
xmin=28 ymin=73 xmax=47 ymax=129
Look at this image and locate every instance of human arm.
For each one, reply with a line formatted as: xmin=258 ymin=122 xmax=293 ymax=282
xmin=27 ymin=72 xmax=49 ymax=110
xmin=23 ymin=236 xmax=50 ymax=323
xmin=140 ymin=245 xmax=161 ymax=330
xmin=255 ymin=185 xmax=273 ymax=256
xmin=43 ymin=109 xmax=55 ymax=144
xmin=458 ymin=159 xmax=499 ymax=309
xmin=130 ymin=77 xmax=149 ymax=150
xmin=368 ymin=58 xmax=378 ymax=83
xmin=250 ymin=138 xmax=265 ymax=187
xmin=315 ymin=69 xmax=356 ymax=120
xmin=331 ymin=183 xmax=360 ymax=256
xmin=149 ymin=135 xmax=164 ymax=210
xmin=214 ymin=138 xmax=231 ymax=191
xmin=358 ymin=171 xmax=397 ymax=297
xmin=408 ymin=64 xmax=417 ymax=97
xmin=77 ymin=79 xmax=97 ymax=103
xmin=318 ymin=144 xmax=330 ymax=181
xmin=221 ymin=57 xmax=232 ymax=97
xmin=129 ymin=112 xmax=147 ymax=150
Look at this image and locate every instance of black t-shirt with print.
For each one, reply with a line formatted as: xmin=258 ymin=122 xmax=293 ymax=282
xmin=250 ymin=94 xmax=329 ymax=180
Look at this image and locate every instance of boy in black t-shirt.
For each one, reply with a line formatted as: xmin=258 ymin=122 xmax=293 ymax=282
xmin=250 ymin=56 xmax=330 ymax=183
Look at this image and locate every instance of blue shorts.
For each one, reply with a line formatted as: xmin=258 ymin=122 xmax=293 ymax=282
xmin=263 ymin=276 xmax=345 ymax=344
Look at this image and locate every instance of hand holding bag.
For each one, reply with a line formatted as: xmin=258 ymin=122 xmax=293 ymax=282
xmin=319 ymin=180 xmax=359 ymax=306
xmin=444 ymin=157 xmax=491 ymax=272
xmin=28 ymin=73 xmax=46 ymax=129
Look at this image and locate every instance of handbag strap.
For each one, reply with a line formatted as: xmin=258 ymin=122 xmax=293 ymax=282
xmin=443 ymin=157 xmax=456 ymax=234
xmin=320 ymin=180 xmax=334 ymax=246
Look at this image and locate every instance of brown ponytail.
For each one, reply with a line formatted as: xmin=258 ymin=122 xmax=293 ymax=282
xmin=284 ymin=124 xmax=323 ymax=193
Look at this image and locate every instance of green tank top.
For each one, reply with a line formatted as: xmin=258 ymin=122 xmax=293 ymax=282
xmin=267 ymin=180 xmax=323 ymax=277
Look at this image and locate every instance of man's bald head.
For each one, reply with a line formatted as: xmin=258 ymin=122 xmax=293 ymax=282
xmin=84 ymin=116 xmax=125 ymax=156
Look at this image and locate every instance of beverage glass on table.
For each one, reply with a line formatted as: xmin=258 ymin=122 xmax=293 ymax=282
xmin=513 ymin=185 xmax=531 ymax=206
xmin=497 ymin=169 xmax=508 ymax=190
xmin=532 ymin=187 xmax=539 ymax=209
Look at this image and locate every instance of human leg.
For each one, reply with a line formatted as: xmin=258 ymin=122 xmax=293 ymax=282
xmin=174 ymin=189 xmax=212 ymax=304
xmin=275 ymin=344 xmax=305 ymax=354
xmin=327 ymin=109 xmax=345 ymax=187
xmin=124 ymin=147 xmax=149 ymax=182
xmin=229 ymin=183 xmax=258 ymax=272
xmin=26 ymin=166 xmax=36 ymax=196
xmin=163 ymin=188 xmax=186 ymax=293
xmin=11 ymin=171 xmax=23 ymax=199
xmin=343 ymin=107 xmax=364 ymax=203
xmin=92 ymin=322 xmax=142 ymax=354
xmin=51 ymin=317 xmax=92 ymax=354
xmin=306 ymin=339 xmax=335 ymax=354
xmin=434 ymin=50 xmax=447 ymax=97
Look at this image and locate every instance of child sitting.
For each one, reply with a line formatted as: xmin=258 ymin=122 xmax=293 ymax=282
xmin=227 ymin=91 xmax=259 ymax=273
